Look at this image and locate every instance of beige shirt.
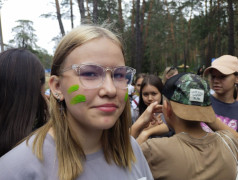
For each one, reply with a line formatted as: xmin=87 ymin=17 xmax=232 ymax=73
xmin=141 ymin=130 xmax=238 ymax=180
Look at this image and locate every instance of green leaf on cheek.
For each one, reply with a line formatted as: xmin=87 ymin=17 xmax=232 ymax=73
xmin=124 ymin=91 xmax=128 ymax=102
xmin=70 ymin=94 xmax=86 ymax=104
xmin=67 ymin=84 xmax=79 ymax=94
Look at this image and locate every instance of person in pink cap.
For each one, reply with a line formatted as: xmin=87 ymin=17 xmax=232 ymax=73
xmin=202 ymin=55 xmax=238 ymax=132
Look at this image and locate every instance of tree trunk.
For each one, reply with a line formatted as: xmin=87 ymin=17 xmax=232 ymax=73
xmin=185 ymin=3 xmax=194 ymax=71
xmin=70 ymin=0 xmax=74 ymax=28
xmin=204 ymin=0 xmax=212 ymax=67
xmin=140 ymin=0 xmax=146 ymax=71
xmin=118 ymin=0 xmax=124 ymax=33
xmin=135 ymin=0 xmax=142 ymax=73
xmin=140 ymin=0 xmax=145 ymax=33
xmin=86 ymin=0 xmax=91 ymax=20
xmin=0 ymin=11 xmax=4 ymax=52
xmin=55 ymin=0 xmax=65 ymax=36
xmin=144 ymin=0 xmax=154 ymax=45
xmin=164 ymin=0 xmax=177 ymax=66
xmin=147 ymin=0 xmax=154 ymax=73
xmin=93 ymin=0 xmax=98 ymax=23
xmin=227 ymin=0 xmax=234 ymax=55
xmin=131 ymin=0 xmax=135 ymax=67
xmin=107 ymin=0 xmax=112 ymax=20
xmin=77 ymin=0 xmax=85 ymax=22
xmin=217 ymin=0 xmax=221 ymax=55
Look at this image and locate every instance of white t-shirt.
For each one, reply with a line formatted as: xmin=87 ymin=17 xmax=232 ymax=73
xmin=128 ymin=84 xmax=135 ymax=96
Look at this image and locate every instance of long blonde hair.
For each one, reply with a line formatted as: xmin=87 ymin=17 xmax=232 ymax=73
xmin=28 ymin=24 xmax=135 ymax=180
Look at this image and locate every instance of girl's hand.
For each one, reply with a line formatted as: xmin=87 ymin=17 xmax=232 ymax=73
xmin=151 ymin=113 xmax=163 ymax=125
xmin=140 ymin=102 xmax=160 ymax=127
xmin=130 ymin=101 xmax=163 ymax=138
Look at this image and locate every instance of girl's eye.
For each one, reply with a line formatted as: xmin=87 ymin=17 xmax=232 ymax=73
xmin=211 ymin=75 xmax=227 ymax=80
xmin=114 ymin=73 xmax=125 ymax=79
xmin=81 ymin=72 xmax=99 ymax=77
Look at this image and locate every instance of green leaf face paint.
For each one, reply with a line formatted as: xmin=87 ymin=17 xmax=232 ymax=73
xmin=70 ymin=94 xmax=86 ymax=105
xmin=67 ymin=84 xmax=79 ymax=94
xmin=124 ymin=91 xmax=128 ymax=102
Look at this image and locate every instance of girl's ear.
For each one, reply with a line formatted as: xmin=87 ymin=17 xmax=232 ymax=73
xmin=49 ymin=75 xmax=64 ymax=101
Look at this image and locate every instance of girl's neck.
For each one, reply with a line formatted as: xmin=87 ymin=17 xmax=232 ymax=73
xmin=214 ymin=92 xmax=235 ymax=103
xmin=48 ymin=126 xmax=102 ymax=155
xmin=73 ymin=126 xmax=102 ymax=155
xmin=67 ymin=113 xmax=103 ymax=154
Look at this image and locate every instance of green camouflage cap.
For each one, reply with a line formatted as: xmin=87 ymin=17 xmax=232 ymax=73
xmin=170 ymin=73 xmax=211 ymax=106
xmin=163 ymin=73 xmax=215 ymax=122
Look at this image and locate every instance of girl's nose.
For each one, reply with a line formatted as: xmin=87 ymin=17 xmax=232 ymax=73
xmin=98 ymin=71 xmax=117 ymax=97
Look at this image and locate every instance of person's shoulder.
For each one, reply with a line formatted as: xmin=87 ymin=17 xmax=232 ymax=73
xmin=143 ymin=136 xmax=175 ymax=145
xmin=130 ymin=136 xmax=146 ymax=157
xmin=211 ymin=95 xmax=238 ymax=106
xmin=140 ymin=136 xmax=177 ymax=153
xmin=233 ymin=100 xmax=238 ymax=105
xmin=134 ymin=96 xmax=139 ymax=102
xmin=130 ymin=136 xmax=140 ymax=151
xmin=0 ymin=136 xmax=41 ymax=179
xmin=0 ymin=134 xmax=54 ymax=179
xmin=216 ymin=130 xmax=238 ymax=140
xmin=129 ymin=136 xmax=154 ymax=179
xmin=1 ymin=136 xmax=34 ymax=160
xmin=210 ymin=95 xmax=220 ymax=103
xmin=215 ymin=130 xmax=238 ymax=150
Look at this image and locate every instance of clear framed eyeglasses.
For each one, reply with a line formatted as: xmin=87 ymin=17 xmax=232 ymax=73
xmin=61 ymin=63 xmax=136 ymax=89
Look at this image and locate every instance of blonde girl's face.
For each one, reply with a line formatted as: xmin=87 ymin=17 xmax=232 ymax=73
xmin=210 ymin=69 xmax=238 ymax=96
xmin=142 ymin=84 xmax=162 ymax=106
xmin=58 ymin=38 xmax=127 ymax=132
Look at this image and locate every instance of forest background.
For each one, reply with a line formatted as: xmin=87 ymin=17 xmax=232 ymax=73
xmin=0 ymin=0 xmax=237 ymax=76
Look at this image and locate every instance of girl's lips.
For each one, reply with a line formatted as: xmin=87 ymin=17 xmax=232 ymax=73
xmin=95 ymin=104 xmax=118 ymax=112
xmin=97 ymin=106 xmax=117 ymax=112
xmin=212 ymin=86 xmax=221 ymax=90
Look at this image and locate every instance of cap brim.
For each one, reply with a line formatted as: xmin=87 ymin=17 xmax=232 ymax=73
xmin=204 ymin=66 xmax=235 ymax=76
xmin=170 ymin=101 xmax=216 ymax=123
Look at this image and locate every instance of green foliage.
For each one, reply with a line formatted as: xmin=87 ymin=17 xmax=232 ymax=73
xmin=31 ymin=48 xmax=53 ymax=69
xmin=9 ymin=20 xmax=37 ymax=49
xmin=7 ymin=0 xmax=238 ymax=76
xmin=8 ymin=19 xmax=53 ymax=69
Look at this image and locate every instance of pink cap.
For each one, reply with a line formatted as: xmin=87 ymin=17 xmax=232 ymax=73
xmin=204 ymin=55 xmax=238 ymax=75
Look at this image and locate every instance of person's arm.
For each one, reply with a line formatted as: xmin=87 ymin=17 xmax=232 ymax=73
xmin=130 ymin=102 xmax=162 ymax=138
xmin=206 ymin=117 xmax=238 ymax=138
xmin=136 ymin=123 xmax=169 ymax=145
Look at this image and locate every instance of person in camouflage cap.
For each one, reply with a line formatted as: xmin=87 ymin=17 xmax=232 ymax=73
xmin=133 ymin=73 xmax=238 ymax=179
xmin=162 ymin=72 xmax=215 ymax=123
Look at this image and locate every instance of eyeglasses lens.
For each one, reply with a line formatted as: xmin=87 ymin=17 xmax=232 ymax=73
xmin=78 ymin=65 xmax=103 ymax=88
xmin=113 ymin=67 xmax=131 ymax=89
xmin=77 ymin=65 xmax=133 ymax=89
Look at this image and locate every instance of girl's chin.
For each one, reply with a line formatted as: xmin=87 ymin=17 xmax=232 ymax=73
xmin=97 ymin=119 xmax=118 ymax=130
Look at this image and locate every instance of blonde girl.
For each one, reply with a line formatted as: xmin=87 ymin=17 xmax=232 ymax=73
xmin=0 ymin=25 xmax=153 ymax=180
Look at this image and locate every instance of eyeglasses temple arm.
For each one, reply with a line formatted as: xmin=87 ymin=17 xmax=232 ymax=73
xmin=60 ymin=67 xmax=72 ymax=74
